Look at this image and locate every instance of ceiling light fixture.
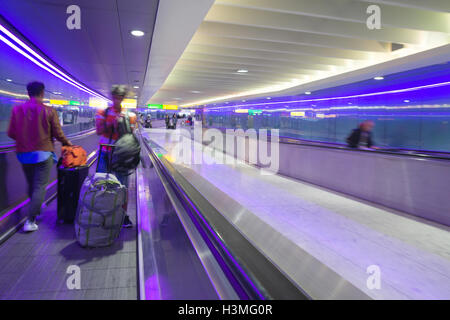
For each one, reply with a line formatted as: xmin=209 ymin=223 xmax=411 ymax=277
xmin=374 ymin=76 xmax=384 ymax=80
xmin=6 ymin=78 xmax=12 ymax=82
xmin=133 ymin=86 xmax=139 ymax=89
xmin=131 ymin=30 xmax=145 ymax=37
xmin=236 ymin=69 xmax=248 ymax=73
xmin=190 ymin=90 xmax=201 ymax=93
xmin=305 ymin=91 xmax=312 ymax=95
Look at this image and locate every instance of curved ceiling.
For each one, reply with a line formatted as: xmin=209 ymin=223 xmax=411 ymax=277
xmin=148 ymin=0 xmax=450 ymax=107
xmin=0 ymin=0 xmax=159 ymax=99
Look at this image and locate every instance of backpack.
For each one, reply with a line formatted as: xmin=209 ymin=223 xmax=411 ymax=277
xmin=75 ymin=172 xmax=127 ymax=247
xmin=104 ymin=108 xmax=141 ymax=175
xmin=61 ymin=145 xmax=87 ymax=168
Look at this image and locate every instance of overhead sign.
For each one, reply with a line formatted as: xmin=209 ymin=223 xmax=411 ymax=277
xmin=148 ymin=104 xmax=163 ymax=109
xmin=290 ymin=111 xmax=305 ymax=117
xmin=69 ymin=100 xmax=80 ymax=106
xmin=89 ymin=97 xmax=107 ymax=108
xmin=49 ymin=100 xmax=69 ymax=105
xmin=163 ymin=104 xmax=178 ymax=110
xmin=122 ymin=99 xmax=137 ymax=109
xmin=248 ymin=109 xmax=262 ymax=115
xmin=234 ymin=109 xmax=248 ymax=113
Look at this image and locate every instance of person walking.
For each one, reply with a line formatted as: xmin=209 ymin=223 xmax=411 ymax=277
xmin=95 ymin=85 xmax=136 ymax=228
xmin=346 ymin=120 xmax=376 ymax=149
xmin=7 ymin=81 xmax=72 ymax=232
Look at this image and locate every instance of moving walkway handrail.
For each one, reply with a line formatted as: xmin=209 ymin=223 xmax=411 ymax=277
xmin=206 ymin=125 xmax=450 ymax=161
xmin=140 ymin=133 xmax=309 ymax=300
xmin=0 ymin=127 xmax=97 ymax=153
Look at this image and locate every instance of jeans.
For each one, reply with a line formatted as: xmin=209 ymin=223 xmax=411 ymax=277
xmin=21 ymin=156 xmax=53 ymax=221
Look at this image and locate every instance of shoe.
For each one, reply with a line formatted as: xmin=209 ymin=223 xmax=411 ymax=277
xmin=23 ymin=220 xmax=38 ymax=232
xmin=123 ymin=215 xmax=133 ymax=228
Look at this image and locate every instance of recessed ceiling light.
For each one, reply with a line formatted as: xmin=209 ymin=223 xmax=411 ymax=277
xmin=374 ymin=76 xmax=384 ymax=80
xmin=131 ymin=30 xmax=145 ymax=37
xmin=305 ymin=91 xmax=312 ymax=95
xmin=6 ymin=78 xmax=12 ymax=82
xmin=236 ymin=69 xmax=248 ymax=73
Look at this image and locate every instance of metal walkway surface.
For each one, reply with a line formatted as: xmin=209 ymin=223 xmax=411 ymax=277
xmin=0 ymin=174 xmax=137 ymax=300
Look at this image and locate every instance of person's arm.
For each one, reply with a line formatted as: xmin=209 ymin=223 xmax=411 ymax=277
xmin=95 ymin=109 xmax=106 ymax=135
xmin=346 ymin=130 xmax=359 ymax=148
xmin=7 ymin=107 xmax=16 ymax=140
xmin=368 ymin=134 xmax=378 ymax=149
xmin=50 ymin=108 xmax=72 ymax=146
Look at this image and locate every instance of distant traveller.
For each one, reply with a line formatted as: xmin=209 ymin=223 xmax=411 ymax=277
xmin=346 ymin=120 xmax=376 ymax=149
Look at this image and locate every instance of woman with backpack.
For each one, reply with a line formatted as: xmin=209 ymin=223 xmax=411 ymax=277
xmin=95 ymin=85 xmax=137 ymax=228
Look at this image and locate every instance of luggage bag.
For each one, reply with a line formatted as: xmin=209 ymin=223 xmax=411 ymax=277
xmin=74 ymin=145 xmax=127 ymax=247
xmin=57 ymin=159 xmax=89 ymax=224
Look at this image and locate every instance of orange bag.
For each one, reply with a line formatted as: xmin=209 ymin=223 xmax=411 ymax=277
xmin=61 ymin=145 xmax=87 ymax=168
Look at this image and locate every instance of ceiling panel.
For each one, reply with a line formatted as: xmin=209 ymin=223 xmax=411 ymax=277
xmin=148 ymin=0 xmax=450 ymax=107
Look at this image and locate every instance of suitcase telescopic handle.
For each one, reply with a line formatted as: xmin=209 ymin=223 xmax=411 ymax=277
xmin=96 ymin=144 xmax=116 ymax=173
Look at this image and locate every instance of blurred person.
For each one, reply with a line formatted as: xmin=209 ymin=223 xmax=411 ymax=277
xmin=7 ymin=81 xmax=72 ymax=232
xmin=95 ymin=85 xmax=136 ymax=228
xmin=172 ymin=113 xmax=178 ymax=129
xmin=346 ymin=120 xmax=376 ymax=149
xmin=165 ymin=114 xmax=170 ymax=129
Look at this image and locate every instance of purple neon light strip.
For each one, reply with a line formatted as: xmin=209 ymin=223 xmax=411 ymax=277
xmin=136 ymin=166 xmax=162 ymax=300
xmin=0 ymin=34 xmax=96 ymax=98
xmin=0 ymin=179 xmax=57 ymax=223
xmin=0 ymin=24 xmax=106 ymax=100
xmin=0 ymin=25 xmax=108 ymax=101
xmin=207 ymin=81 xmax=450 ymax=111
xmin=174 ymin=175 xmax=266 ymax=300
xmin=0 ymin=24 xmax=101 ymax=98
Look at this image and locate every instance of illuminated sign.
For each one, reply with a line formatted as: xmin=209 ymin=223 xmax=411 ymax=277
xmin=148 ymin=104 xmax=163 ymax=109
xmin=69 ymin=101 xmax=80 ymax=106
xmin=163 ymin=104 xmax=178 ymax=110
xmin=122 ymin=99 xmax=137 ymax=109
xmin=248 ymin=109 xmax=262 ymax=115
xmin=49 ymin=100 xmax=69 ymax=105
xmin=290 ymin=111 xmax=305 ymax=117
xmin=234 ymin=109 xmax=248 ymax=113
xmin=89 ymin=97 xmax=107 ymax=108
xmin=316 ymin=113 xmax=325 ymax=118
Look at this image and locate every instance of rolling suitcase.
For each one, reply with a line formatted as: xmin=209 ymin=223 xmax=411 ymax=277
xmin=57 ymin=160 xmax=89 ymax=223
xmin=74 ymin=144 xmax=126 ymax=248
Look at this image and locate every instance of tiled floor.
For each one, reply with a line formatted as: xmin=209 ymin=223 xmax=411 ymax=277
xmin=0 ymin=175 xmax=137 ymax=300
xmin=146 ymin=129 xmax=450 ymax=299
